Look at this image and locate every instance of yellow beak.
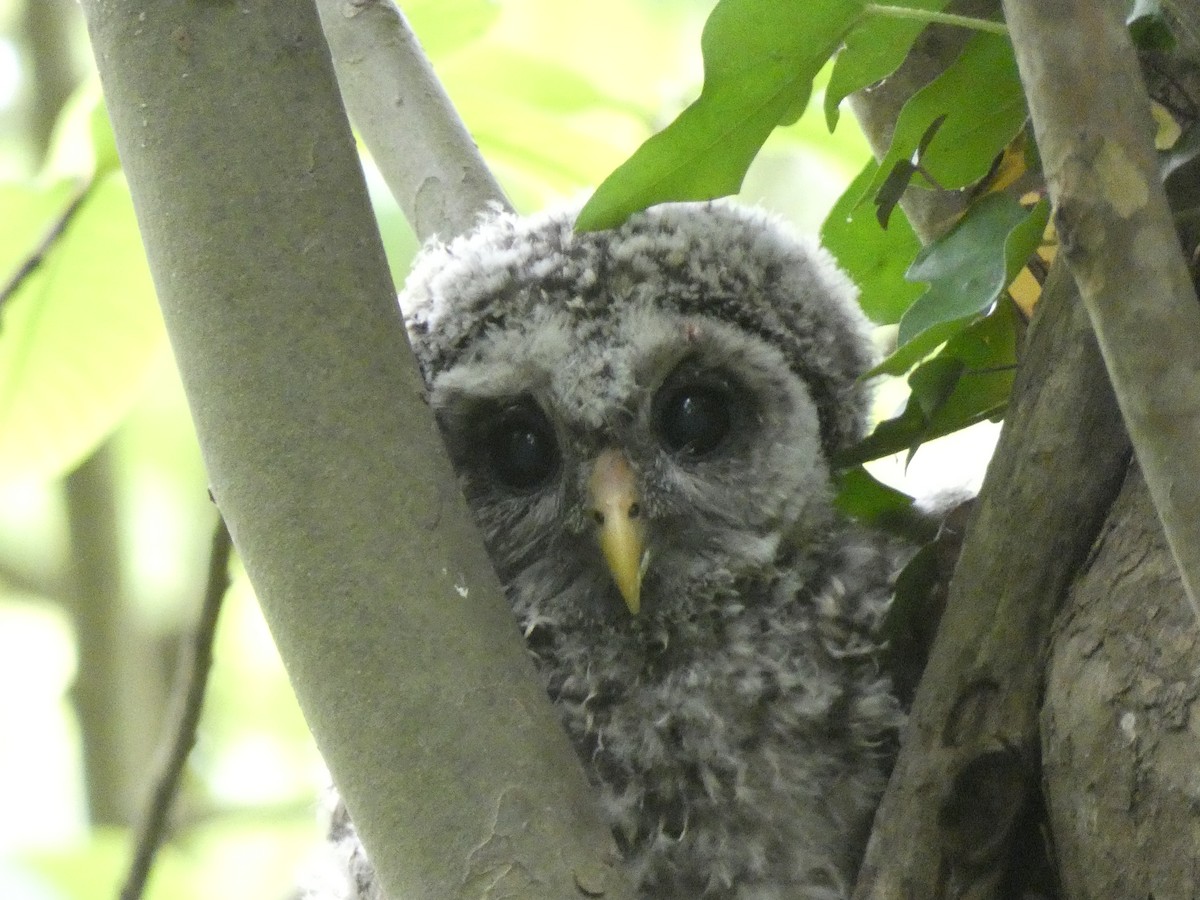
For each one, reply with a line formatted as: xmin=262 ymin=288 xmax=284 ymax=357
xmin=587 ymin=449 xmax=647 ymax=615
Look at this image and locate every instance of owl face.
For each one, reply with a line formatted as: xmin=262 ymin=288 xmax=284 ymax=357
xmin=429 ymin=302 xmax=831 ymax=626
xmin=402 ymin=202 xmax=874 ymax=638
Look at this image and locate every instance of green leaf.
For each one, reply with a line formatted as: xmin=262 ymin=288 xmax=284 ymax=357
xmin=465 ymin=91 xmax=641 ymax=194
xmin=19 ymin=826 xmax=202 ymax=900
xmin=43 ymin=81 xmax=112 ymax=180
xmin=835 ymin=465 xmax=913 ymax=515
xmin=0 ymin=179 xmax=79 ymax=279
xmin=447 ymin=48 xmax=633 ymax=116
xmin=883 ymin=538 xmax=943 ymax=701
xmin=0 ymin=173 xmax=165 ymax=485
xmin=406 ymin=0 xmax=500 ymax=59
xmin=869 ymin=316 xmax=962 ymax=378
xmin=821 ymin=159 xmax=924 ymax=324
xmin=864 ymin=31 xmax=1026 ymax=200
xmin=825 ymin=0 xmax=952 ymax=129
xmin=834 ymin=465 xmax=940 ymax=542
xmin=1127 ymin=0 xmax=1174 ymax=50
xmin=909 ymin=354 xmax=966 ymax=421
xmin=90 ymin=96 xmax=121 ymax=178
xmin=896 ymin=193 xmax=1048 ymax=349
xmin=840 ymin=298 xmax=1019 ymax=464
xmin=576 ymin=0 xmax=864 ymax=231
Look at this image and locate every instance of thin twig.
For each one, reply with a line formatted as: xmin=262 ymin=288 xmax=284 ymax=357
xmin=0 ymin=183 xmax=90 ymax=315
xmin=119 ymin=517 xmax=234 ymax=900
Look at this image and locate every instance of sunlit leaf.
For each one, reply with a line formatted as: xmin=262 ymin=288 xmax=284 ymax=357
xmin=0 ymin=180 xmax=80 ymax=280
xmin=19 ymin=827 xmax=202 ymax=900
xmin=90 ymin=97 xmax=121 ymax=178
xmin=577 ymin=0 xmax=863 ymax=230
xmin=821 ymin=159 xmax=924 ymax=324
xmin=864 ymin=31 xmax=1026 ymax=200
xmin=466 ymin=94 xmax=642 ymax=195
xmin=825 ymin=0 xmax=952 ymax=129
xmin=981 ymin=131 xmax=1032 ymax=195
xmin=0 ymin=174 xmax=165 ymax=485
xmin=446 ymin=47 xmax=634 ymax=115
xmin=407 ymin=0 xmax=501 ymax=59
xmin=1162 ymin=121 xmax=1200 ymax=182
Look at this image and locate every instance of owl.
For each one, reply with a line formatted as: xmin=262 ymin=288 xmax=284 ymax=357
xmin=304 ymin=202 xmax=903 ymax=900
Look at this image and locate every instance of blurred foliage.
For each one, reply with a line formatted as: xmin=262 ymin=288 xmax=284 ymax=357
xmin=0 ymin=1 xmax=881 ymax=899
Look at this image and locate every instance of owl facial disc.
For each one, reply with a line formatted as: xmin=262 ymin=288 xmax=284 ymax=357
xmin=587 ymin=449 xmax=648 ymax=615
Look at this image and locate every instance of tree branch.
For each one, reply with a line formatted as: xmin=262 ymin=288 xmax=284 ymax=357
xmin=78 ymin=2 xmax=631 ymax=898
xmin=120 ymin=517 xmax=232 ymax=900
xmin=1002 ymin=0 xmax=1200 ymax=625
xmin=314 ymin=0 xmax=511 ymax=241
xmin=853 ymin=263 xmax=1131 ymax=898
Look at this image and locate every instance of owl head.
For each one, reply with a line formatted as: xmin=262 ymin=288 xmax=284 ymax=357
xmin=400 ymin=202 xmax=875 ymax=634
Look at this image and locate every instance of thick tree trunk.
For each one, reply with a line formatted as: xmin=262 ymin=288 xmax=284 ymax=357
xmin=1043 ymin=466 xmax=1200 ymax=899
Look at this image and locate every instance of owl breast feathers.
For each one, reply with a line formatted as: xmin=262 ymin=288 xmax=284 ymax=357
xmin=306 ymin=202 xmax=904 ymax=900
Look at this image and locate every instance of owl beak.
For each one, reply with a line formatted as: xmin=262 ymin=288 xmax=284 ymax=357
xmin=587 ymin=449 xmax=648 ymax=615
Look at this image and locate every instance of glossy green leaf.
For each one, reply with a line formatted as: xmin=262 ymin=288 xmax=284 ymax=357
xmin=864 ymin=31 xmax=1026 ymax=199
xmin=0 ymin=173 xmax=165 ymax=485
xmin=821 ymin=159 xmax=924 ymax=324
xmin=577 ymin=0 xmax=863 ymax=231
xmin=842 ymin=299 xmax=1018 ymax=465
xmin=825 ymin=0 xmax=952 ymax=129
xmin=896 ymin=193 xmax=1047 ymax=349
xmin=909 ymin=354 xmax=966 ymax=421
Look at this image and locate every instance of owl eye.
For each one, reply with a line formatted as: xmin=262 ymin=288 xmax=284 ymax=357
xmin=486 ymin=401 xmax=560 ymax=490
xmin=654 ymin=379 xmax=734 ymax=458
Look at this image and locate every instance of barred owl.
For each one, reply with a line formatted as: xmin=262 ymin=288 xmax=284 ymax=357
xmin=303 ymin=202 xmax=902 ymax=900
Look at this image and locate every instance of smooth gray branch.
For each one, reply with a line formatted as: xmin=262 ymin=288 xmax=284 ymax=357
xmin=315 ymin=0 xmax=511 ymax=242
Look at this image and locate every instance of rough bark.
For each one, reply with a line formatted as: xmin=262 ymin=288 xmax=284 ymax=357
xmin=1043 ymin=465 xmax=1200 ymax=900
xmin=78 ymin=2 xmax=631 ymax=898
xmin=852 ymin=255 xmax=1130 ymax=898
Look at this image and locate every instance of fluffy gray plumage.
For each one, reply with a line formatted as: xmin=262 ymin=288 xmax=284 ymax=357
xmin=302 ymin=202 xmax=903 ymax=900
